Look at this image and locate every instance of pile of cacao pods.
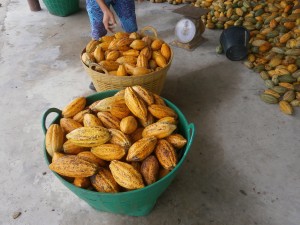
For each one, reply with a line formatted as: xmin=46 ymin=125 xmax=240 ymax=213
xmin=193 ymin=0 xmax=300 ymax=115
xmin=81 ymin=31 xmax=172 ymax=77
xmin=46 ymin=85 xmax=187 ymax=192
xmin=147 ymin=0 xmax=188 ymax=5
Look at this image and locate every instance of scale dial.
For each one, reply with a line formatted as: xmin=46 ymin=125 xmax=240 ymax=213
xmin=175 ymin=18 xmax=197 ymax=44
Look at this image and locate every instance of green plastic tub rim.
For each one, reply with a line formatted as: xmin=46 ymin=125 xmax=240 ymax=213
xmin=42 ymin=90 xmax=195 ymax=216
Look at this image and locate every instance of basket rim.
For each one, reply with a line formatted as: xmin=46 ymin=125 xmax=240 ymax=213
xmin=80 ymin=46 xmax=174 ymax=80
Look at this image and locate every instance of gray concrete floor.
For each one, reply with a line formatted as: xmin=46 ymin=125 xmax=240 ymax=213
xmin=1 ymin=0 xmax=300 ymax=224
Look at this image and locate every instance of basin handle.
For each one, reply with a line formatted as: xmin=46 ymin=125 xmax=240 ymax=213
xmin=183 ymin=123 xmax=195 ymax=157
xmin=41 ymin=108 xmax=62 ymax=135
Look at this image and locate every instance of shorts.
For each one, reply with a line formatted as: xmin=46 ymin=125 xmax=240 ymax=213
xmin=86 ymin=0 xmax=138 ymax=40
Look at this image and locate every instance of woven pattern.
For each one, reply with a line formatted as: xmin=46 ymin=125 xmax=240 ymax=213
xmin=81 ymin=53 xmax=173 ymax=95
xmin=43 ymin=0 xmax=80 ymax=17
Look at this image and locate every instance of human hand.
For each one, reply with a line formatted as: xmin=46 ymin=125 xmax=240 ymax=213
xmin=103 ymin=9 xmax=117 ymax=33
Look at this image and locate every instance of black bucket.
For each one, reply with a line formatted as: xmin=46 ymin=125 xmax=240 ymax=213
xmin=220 ymin=26 xmax=250 ymax=61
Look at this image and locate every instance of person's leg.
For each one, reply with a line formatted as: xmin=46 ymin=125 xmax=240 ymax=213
xmin=86 ymin=0 xmax=112 ymax=90
xmin=86 ymin=0 xmax=111 ymax=40
xmin=111 ymin=0 xmax=138 ymax=33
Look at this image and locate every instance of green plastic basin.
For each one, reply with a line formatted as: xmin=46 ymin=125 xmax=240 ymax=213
xmin=42 ymin=90 xmax=195 ymax=216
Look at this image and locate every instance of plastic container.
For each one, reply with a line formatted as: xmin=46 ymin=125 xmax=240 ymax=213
xmin=81 ymin=26 xmax=173 ymax=94
xmin=220 ymin=26 xmax=250 ymax=61
xmin=43 ymin=0 xmax=80 ymax=17
xmin=42 ymin=90 xmax=195 ymax=216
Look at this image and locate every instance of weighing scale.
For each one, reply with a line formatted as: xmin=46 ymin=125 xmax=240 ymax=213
xmin=171 ymin=5 xmax=209 ymax=51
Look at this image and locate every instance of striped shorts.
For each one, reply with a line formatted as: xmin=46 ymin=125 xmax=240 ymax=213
xmin=86 ymin=0 xmax=138 ymax=40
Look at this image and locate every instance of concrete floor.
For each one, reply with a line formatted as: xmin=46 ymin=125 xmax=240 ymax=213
xmin=1 ymin=0 xmax=299 ymax=224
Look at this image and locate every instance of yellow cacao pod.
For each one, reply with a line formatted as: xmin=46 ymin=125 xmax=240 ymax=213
xmin=149 ymin=59 xmax=158 ymax=70
xmin=130 ymin=40 xmax=148 ymax=50
xmin=279 ymin=100 xmax=293 ymax=115
xmin=86 ymin=40 xmax=100 ymax=53
xmin=90 ymin=168 xmax=120 ymax=193
xmin=124 ymin=63 xmax=136 ymax=75
xmin=52 ymin=152 xmax=65 ymax=163
xmin=81 ymin=52 xmax=95 ymax=66
xmin=136 ymin=54 xmax=149 ymax=68
xmin=77 ymin=151 xmax=107 ymax=167
xmin=142 ymin=36 xmax=153 ymax=46
xmin=63 ymin=139 xmax=88 ymax=155
xmin=148 ymin=104 xmax=178 ymax=119
xmin=284 ymin=21 xmax=295 ymax=29
xmin=132 ymin=67 xmax=151 ymax=76
xmin=45 ymin=124 xmax=64 ymax=157
xmin=140 ymin=155 xmax=160 ymax=185
xmin=73 ymin=177 xmax=91 ymax=189
xmin=154 ymin=54 xmax=167 ymax=68
xmin=116 ymin=56 xmax=137 ymax=65
xmin=132 ymin=85 xmax=154 ymax=105
xmin=105 ymin=50 xmax=120 ymax=61
xmin=108 ymin=39 xmax=119 ymax=50
xmin=287 ymin=64 xmax=298 ymax=73
xmin=151 ymin=39 xmax=164 ymax=51
xmin=60 ymin=118 xmax=83 ymax=134
xmin=269 ymin=56 xmax=282 ymax=68
xmin=116 ymin=64 xmax=127 ymax=76
xmin=160 ymin=43 xmax=171 ymax=61
xmin=98 ymin=41 xmax=111 ymax=51
xmin=49 ymin=155 xmax=98 ymax=177
xmin=73 ymin=109 xmax=91 ymax=124
xmin=140 ymin=46 xmax=152 ymax=60
xmin=157 ymin=116 xmax=177 ymax=125
xmin=116 ymin=38 xmax=134 ymax=48
xmin=108 ymin=128 xmax=132 ymax=151
xmin=91 ymin=144 xmax=126 ymax=161
xmin=142 ymin=122 xmax=176 ymax=139
xmin=120 ymin=116 xmax=138 ymax=134
xmin=99 ymin=60 xmax=120 ymax=71
xmin=100 ymin=35 xmax=115 ymax=42
xmin=96 ymin=100 xmax=130 ymax=119
xmin=153 ymin=93 xmax=166 ymax=106
xmin=93 ymin=46 xmax=105 ymax=63
xmin=114 ymin=32 xmax=129 ymax=39
xmin=89 ymin=100 xmax=101 ymax=111
xmin=152 ymin=50 xmax=163 ymax=60
xmin=280 ymin=32 xmax=291 ymax=44
xmin=83 ymin=113 xmax=103 ymax=127
xmin=138 ymin=113 xmax=155 ymax=128
xmin=155 ymin=139 xmax=177 ymax=170
xmin=129 ymin=32 xmax=141 ymax=40
xmin=109 ymin=160 xmax=145 ymax=189
xmin=97 ymin=111 xmax=120 ymax=129
xmin=66 ymin=126 xmax=111 ymax=147
xmin=124 ymin=87 xmax=148 ymax=121
xmin=62 ymin=97 xmax=86 ymax=118
xmin=279 ymin=82 xmax=294 ymax=90
xmin=264 ymin=89 xmax=281 ymax=98
xmin=165 ymin=133 xmax=187 ymax=149
xmin=127 ymin=136 xmax=157 ymax=162
xmin=122 ymin=49 xmax=140 ymax=57
xmin=93 ymin=95 xmax=125 ymax=112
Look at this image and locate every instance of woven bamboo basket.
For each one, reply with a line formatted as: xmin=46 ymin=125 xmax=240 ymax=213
xmin=81 ymin=26 xmax=173 ymax=94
